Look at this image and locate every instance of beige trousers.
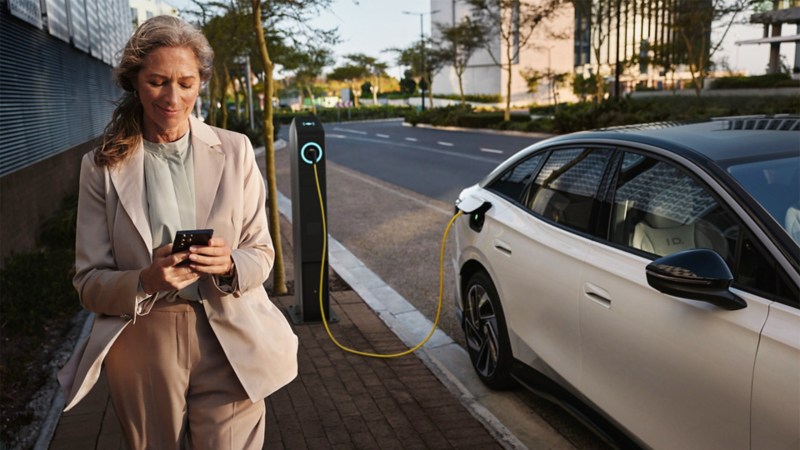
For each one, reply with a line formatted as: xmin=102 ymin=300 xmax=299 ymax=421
xmin=105 ymin=298 xmax=265 ymax=450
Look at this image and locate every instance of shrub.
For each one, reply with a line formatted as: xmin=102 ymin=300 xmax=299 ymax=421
xmin=272 ymin=105 xmax=412 ymax=125
xmin=433 ymin=93 xmax=504 ymax=103
xmin=40 ymin=196 xmax=78 ymax=250
xmin=711 ymin=73 xmax=800 ymax=90
xmin=550 ymin=95 xmax=800 ymax=133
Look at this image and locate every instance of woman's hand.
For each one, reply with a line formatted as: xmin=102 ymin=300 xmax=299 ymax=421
xmin=187 ymin=237 xmax=234 ymax=276
xmin=139 ymin=244 xmax=200 ymax=294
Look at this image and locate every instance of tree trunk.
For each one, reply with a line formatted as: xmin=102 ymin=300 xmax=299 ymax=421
xmin=252 ymin=0 xmax=286 ymax=295
xmin=209 ymin=67 xmax=219 ymax=126
xmin=221 ymin=62 xmax=231 ymax=130
xmin=457 ymin=70 xmax=465 ymax=108
xmin=427 ymin=74 xmax=434 ymax=109
xmin=504 ymin=62 xmax=512 ymax=121
xmin=306 ymin=85 xmax=317 ymax=114
xmin=233 ymin=75 xmax=241 ymax=120
xmin=372 ymin=76 xmax=379 ymax=106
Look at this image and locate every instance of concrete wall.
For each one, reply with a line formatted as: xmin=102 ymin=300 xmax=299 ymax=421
xmin=1 ymin=138 xmax=96 ymax=263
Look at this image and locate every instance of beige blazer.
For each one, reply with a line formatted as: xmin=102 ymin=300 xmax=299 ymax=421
xmin=58 ymin=115 xmax=298 ymax=411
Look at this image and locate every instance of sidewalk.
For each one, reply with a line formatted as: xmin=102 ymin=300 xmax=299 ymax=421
xmin=48 ymin=214 xmax=505 ymax=450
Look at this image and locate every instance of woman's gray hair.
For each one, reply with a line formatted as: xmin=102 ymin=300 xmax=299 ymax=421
xmin=95 ymin=16 xmax=214 ymax=168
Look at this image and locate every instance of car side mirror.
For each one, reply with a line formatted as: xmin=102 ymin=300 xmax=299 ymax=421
xmin=646 ymin=249 xmax=747 ymax=311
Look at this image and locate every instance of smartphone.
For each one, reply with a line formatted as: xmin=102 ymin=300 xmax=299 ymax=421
xmin=172 ymin=229 xmax=214 ymax=254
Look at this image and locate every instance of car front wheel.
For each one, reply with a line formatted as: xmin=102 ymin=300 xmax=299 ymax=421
xmin=464 ymin=271 xmax=516 ymax=390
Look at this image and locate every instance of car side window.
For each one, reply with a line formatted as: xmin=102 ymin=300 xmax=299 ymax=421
xmin=609 ymin=152 xmax=738 ymax=267
xmin=486 ymin=153 xmax=545 ymax=203
xmin=526 ymin=148 xmax=612 ymax=234
xmin=736 ymin=233 xmax=777 ymax=297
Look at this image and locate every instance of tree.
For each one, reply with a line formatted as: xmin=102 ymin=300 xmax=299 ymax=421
xmin=521 ymin=67 xmax=568 ymax=108
xmin=399 ymin=69 xmax=417 ymax=94
xmin=670 ymin=0 xmax=756 ymax=96
xmin=327 ymin=64 xmax=370 ymax=107
xmin=282 ymin=45 xmax=334 ymax=113
xmin=520 ymin=67 xmax=544 ymax=102
xmin=572 ymin=72 xmax=597 ymax=101
xmin=434 ymin=17 xmax=486 ymax=107
xmin=369 ymin=62 xmax=388 ymax=105
xmin=248 ymin=0 xmax=337 ymax=295
xmin=387 ymin=39 xmax=447 ymax=109
xmin=467 ymin=0 xmax=565 ymax=120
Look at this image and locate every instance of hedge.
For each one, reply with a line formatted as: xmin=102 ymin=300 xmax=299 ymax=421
xmin=710 ymin=73 xmax=800 ymax=90
xmin=408 ymin=96 xmax=800 ymax=134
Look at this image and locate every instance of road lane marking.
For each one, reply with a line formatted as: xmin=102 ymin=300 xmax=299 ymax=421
xmin=333 ymin=127 xmax=367 ymax=135
xmin=330 ymin=135 xmax=499 ymax=164
xmin=405 ymin=137 xmax=417 ymax=141
xmin=437 ymin=141 xmax=454 ymax=147
xmin=377 ymin=134 xmax=390 ymax=138
xmin=481 ymin=148 xmax=504 ymax=154
xmin=328 ymin=134 xmax=347 ymax=138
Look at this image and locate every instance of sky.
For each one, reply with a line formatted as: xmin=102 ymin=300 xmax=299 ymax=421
xmin=169 ymin=0 xmax=796 ymax=79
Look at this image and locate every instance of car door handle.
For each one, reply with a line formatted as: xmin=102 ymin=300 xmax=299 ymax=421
xmin=584 ymin=283 xmax=611 ymax=308
xmin=494 ymin=239 xmax=512 ymax=256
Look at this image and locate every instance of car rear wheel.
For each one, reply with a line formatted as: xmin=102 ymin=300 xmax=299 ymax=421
xmin=464 ymin=271 xmax=516 ymax=390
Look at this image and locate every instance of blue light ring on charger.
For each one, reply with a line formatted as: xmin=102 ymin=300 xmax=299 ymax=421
xmin=301 ymin=142 xmax=323 ymax=164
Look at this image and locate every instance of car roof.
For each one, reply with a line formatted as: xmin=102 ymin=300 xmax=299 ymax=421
xmin=548 ymin=116 xmax=800 ymax=162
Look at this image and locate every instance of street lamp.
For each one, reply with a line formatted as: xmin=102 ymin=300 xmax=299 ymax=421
xmin=402 ymin=10 xmax=439 ymax=111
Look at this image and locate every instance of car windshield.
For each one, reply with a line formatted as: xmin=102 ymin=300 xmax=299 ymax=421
xmin=726 ymin=154 xmax=800 ymax=246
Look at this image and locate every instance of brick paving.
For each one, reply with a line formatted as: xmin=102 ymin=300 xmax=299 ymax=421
xmin=49 ymin=216 xmax=505 ymax=449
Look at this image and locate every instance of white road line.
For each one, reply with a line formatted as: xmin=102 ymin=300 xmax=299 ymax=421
xmin=405 ymin=137 xmax=417 ymax=142
xmin=328 ymin=134 xmax=347 ymax=138
xmin=481 ymin=148 xmax=504 ymax=154
xmin=437 ymin=141 xmax=454 ymax=147
xmin=333 ymin=127 xmax=367 ymax=135
xmin=376 ymin=134 xmax=390 ymax=138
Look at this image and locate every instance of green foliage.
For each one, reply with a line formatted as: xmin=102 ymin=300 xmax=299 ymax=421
xmin=1 ymin=199 xmax=81 ymax=337
xmin=412 ymin=96 xmax=800 ymax=134
xmin=550 ymin=95 xmax=800 ymax=133
xmin=403 ymin=105 xmax=530 ymax=128
xmin=710 ymin=73 xmax=800 ymax=90
xmin=40 ymin=196 xmax=78 ymax=250
xmin=398 ymin=70 xmax=417 ymax=95
xmin=274 ymin=105 xmax=412 ymax=124
xmin=1 ymin=249 xmax=78 ymax=336
xmin=573 ymin=73 xmax=598 ymax=99
xmin=434 ymin=93 xmax=504 ymax=103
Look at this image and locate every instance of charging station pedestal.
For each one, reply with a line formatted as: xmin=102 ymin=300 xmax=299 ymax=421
xmin=286 ymin=117 xmax=339 ymax=325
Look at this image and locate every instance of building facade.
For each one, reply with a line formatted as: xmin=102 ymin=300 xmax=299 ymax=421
xmin=1 ymin=0 xmax=130 ymax=260
xmin=430 ymin=0 xmax=577 ymax=106
xmin=129 ymin=0 xmax=177 ymax=31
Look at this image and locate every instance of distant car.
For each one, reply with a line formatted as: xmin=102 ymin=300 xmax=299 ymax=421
xmin=453 ymin=116 xmax=800 ymax=449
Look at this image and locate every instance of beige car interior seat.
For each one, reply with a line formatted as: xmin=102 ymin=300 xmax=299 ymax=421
xmin=631 ymin=206 xmax=728 ymax=259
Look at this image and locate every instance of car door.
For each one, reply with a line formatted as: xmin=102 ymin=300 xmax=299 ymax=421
xmin=483 ymin=147 xmax=613 ymax=389
xmin=578 ymin=150 xmax=771 ymax=449
xmin=738 ymin=232 xmax=800 ymax=449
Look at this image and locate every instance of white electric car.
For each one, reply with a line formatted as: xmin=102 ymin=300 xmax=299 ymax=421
xmin=453 ymin=117 xmax=800 ymax=449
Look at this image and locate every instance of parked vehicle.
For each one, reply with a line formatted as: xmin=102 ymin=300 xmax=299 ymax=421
xmin=453 ymin=116 xmax=800 ymax=449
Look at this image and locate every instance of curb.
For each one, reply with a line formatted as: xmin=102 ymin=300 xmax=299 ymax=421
xmin=33 ymin=312 xmax=95 ymax=450
xmin=272 ymin=188 xmax=532 ymax=450
xmin=402 ymin=122 xmax=557 ymax=139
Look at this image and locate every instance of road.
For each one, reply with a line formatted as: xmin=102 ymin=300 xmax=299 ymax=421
xmin=280 ymin=118 xmax=538 ymax=204
xmin=274 ymin=119 xmax=611 ymax=450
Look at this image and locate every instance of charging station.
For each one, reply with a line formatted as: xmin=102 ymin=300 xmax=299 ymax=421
xmin=286 ymin=116 xmax=339 ymax=325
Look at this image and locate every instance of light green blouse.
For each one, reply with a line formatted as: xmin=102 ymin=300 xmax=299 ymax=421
xmin=137 ymin=130 xmax=201 ymax=303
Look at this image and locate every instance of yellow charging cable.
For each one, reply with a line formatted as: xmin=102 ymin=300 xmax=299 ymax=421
xmin=313 ymin=163 xmax=462 ymax=358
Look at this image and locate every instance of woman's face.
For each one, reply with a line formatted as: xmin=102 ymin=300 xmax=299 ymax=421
xmin=134 ymin=46 xmax=200 ymax=140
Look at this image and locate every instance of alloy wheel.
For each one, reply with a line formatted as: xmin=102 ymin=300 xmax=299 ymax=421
xmin=465 ymin=284 xmax=500 ymax=379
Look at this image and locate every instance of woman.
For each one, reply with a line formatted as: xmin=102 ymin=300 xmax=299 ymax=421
xmin=57 ymin=16 xmax=298 ymax=449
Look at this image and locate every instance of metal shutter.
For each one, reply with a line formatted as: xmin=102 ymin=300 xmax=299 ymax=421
xmin=0 ymin=5 xmax=121 ymax=177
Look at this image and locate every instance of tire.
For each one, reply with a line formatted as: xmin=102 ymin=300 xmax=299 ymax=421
xmin=463 ymin=271 xmax=516 ymax=390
